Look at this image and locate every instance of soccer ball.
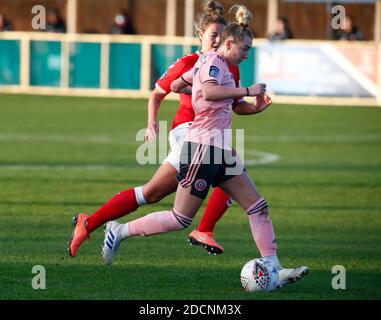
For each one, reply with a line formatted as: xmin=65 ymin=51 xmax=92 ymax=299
xmin=240 ymin=258 xmax=279 ymax=292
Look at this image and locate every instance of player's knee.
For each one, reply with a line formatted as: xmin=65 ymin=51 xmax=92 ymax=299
xmin=171 ymin=209 xmax=193 ymax=230
xmin=143 ymin=187 xmax=166 ymax=204
xmin=246 ymin=197 xmax=269 ymax=216
xmin=144 ymin=192 xmax=161 ymax=204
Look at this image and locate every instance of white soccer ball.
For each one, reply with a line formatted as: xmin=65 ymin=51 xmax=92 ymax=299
xmin=240 ymin=258 xmax=279 ymax=292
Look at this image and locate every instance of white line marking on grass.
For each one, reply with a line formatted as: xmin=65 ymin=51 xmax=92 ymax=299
xmin=0 ymin=164 xmax=128 ymax=171
xmin=0 ymin=134 xmax=136 ymax=145
xmin=1 ymin=133 xmax=380 ymax=145
xmin=0 ymin=150 xmax=281 ymax=170
xmin=245 ymin=134 xmax=381 ymax=143
xmin=244 ymin=150 xmax=281 ymax=166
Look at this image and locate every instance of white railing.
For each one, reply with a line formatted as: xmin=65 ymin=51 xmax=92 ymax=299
xmin=0 ymin=31 xmax=380 ymax=106
xmin=0 ymin=31 xmax=199 ymax=99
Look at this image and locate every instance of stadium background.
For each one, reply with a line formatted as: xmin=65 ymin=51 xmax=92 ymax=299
xmin=0 ymin=0 xmax=380 ymax=301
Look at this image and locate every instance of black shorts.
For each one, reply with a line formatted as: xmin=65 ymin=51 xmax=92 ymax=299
xmin=176 ymin=142 xmax=245 ymax=199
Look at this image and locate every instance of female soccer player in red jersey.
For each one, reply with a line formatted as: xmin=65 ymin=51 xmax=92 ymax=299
xmin=102 ymin=5 xmax=308 ymax=289
xmin=69 ymin=0 xmax=241 ymax=257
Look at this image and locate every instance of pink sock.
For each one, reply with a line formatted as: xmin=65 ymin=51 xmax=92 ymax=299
xmin=128 ymin=210 xmax=192 ymax=237
xmin=246 ymin=197 xmax=277 ymax=257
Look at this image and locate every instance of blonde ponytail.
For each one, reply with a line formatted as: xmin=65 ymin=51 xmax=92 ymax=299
xmin=229 ymin=5 xmax=253 ymax=28
xmin=221 ymin=5 xmax=253 ymax=43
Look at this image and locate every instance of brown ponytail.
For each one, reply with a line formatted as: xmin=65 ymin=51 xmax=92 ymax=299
xmin=194 ymin=0 xmax=227 ymax=36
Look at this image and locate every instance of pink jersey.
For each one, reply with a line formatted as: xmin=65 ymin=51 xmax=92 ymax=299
xmin=184 ymin=51 xmax=236 ymax=150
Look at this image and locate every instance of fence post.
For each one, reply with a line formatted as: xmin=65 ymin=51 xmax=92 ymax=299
xmin=20 ymin=36 xmax=30 ymax=89
xmin=141 ymin=39 xmax=152 ymax=94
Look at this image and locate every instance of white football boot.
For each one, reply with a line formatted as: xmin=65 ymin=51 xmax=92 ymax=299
xmin=102 ymin=221 xmax=124 ymax=265
xmin=277 ymin=266 xmax=309 ymax=288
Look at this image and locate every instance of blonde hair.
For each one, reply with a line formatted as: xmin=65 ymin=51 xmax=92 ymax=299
xmin=221 ymin=5 xmax=253 ymax=43
xmin=194 ymin=0 xmax=227 ymax=36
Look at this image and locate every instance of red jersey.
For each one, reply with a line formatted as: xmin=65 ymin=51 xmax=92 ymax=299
xmin=155 ymin=51 xmax=241 ymax=130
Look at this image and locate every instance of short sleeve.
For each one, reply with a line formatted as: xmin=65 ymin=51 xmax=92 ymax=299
xmin=181 ymin=67 xmax=194 ymax=86
xmin=156 ymin=59 xmax=190 ymax=95
xmin=200 ymin=55 xmax=226 ymax=86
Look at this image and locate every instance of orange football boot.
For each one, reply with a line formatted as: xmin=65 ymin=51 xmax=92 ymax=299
xmin=68 ymin=213 xmax=89 ymax=257
xmin=188 ymin=229 xmax=224 ymax=255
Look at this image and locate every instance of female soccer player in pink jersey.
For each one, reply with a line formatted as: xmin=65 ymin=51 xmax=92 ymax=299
xmin=102 ymin=5 xmax=309 ymax=288
xmin=69 ymin=0 xmax=244 ymax=257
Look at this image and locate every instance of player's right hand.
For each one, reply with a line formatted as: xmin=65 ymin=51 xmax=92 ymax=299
xmin=144 ymin=122 xmax=159 ymax=142
xmin=248 ymin=83 xmax=266 ymax=96
xmin=255 ymin=94 xmax=273 ymax=113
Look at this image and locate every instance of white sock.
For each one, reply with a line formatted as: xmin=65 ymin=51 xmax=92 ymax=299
xmin=120 ymin=223 xmax=131 ymax=240
xmin=134 ymin=186 xmax=147 ymax=206
xmin=263 ymin=255 xmax=282 ymax=270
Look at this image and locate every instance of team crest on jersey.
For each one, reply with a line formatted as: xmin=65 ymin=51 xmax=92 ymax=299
xmin=194 ymin=179 xmax=207 ymax=192
xmin=209 ymin=66 xmax=219 ymax=78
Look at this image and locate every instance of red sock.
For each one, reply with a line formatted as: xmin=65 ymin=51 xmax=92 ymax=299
xmin=86 ymin=188 xmax=139 ymax=233
xmin=197 ymin=187 xmax=231 ymax=232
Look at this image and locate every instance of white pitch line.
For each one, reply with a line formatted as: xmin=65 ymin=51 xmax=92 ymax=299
xmin=244 ymin=150 xmax=281 ymax=166
xmin=0 ymin=133 xmax=136 ymax=145
xmin=0 ymin=164 xmax=128 ymax=171
xmin=0 ymin=149 xmax=281 ymax=171
xmin=245 ymin=134 xmax=381 ymax=143
xmin=0 ymin=133 xmax=380 ymax=144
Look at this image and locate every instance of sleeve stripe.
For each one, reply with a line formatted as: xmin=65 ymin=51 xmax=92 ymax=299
xmin=202 ymin=79 xmax=219 ymax=85
xmin=155 ymin=83 xmax=168 ymax=94
xmin=181 ymin=76 xmax=192 ymax=86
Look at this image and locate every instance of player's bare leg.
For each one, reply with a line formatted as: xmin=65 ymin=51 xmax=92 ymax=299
xmin=142 ymin=162 xmax=179 ymax=203
xmin=70 ymin=162 xmax=178 ymax=257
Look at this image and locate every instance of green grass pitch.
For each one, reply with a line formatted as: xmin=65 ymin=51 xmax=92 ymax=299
xmin=0 ymin=93 xmax=380 ymax=300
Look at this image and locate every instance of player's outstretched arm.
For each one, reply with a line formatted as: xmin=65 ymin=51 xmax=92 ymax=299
xmin=145 ymin=88 xmax=166 ymax=141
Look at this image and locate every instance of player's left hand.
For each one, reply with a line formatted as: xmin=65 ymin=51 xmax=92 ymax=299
xmin=255 ymin=94 xmax=272 ymax=113
xmin=144 ymin=122 xmax=159 ymax=142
